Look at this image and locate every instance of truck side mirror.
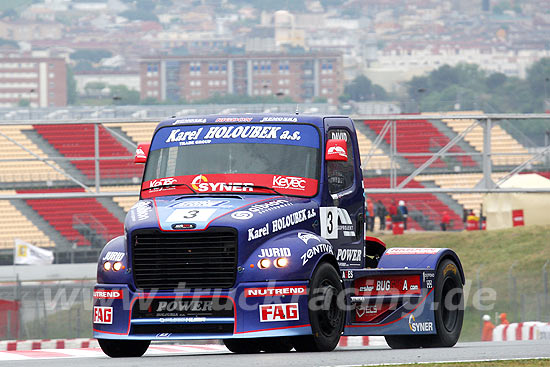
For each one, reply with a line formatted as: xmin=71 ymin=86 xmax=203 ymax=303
xmin=325 ymin=139 xmax=348 ymax=161
xmin=134 ymin=143 xmax=150 ymax=164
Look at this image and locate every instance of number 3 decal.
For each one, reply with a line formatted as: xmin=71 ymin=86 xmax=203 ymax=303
xmin=320 ymin=207 xmax=338 ymax=239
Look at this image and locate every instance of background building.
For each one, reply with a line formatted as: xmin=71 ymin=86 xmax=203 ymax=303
xmin=0 ymin=56 xmax=67 ymax=107
xmin=139 ymin=52 xmax=343 ymax=104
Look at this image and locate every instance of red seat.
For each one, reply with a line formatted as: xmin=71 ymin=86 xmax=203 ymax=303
xmin=18 ymin=188 xmax=123 ymax=246
xmin=34 ymin=124 xmax=144 ymax=180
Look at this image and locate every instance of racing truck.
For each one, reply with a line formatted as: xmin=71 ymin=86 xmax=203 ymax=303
xmin=93 ymin=114 xmax=464 ymax=357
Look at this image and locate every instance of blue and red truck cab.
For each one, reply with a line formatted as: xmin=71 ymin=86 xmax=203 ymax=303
xmin=93 ymin=114 xmax=464 ymax=357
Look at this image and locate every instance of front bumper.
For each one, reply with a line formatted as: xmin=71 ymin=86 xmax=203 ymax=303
xmin=93 ymin=281 xmax=311 ymax=340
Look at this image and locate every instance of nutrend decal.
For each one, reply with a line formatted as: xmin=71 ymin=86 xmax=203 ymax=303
xmin=385 ymin=248 xmax=442 ymax=255
xmin=245 ymin=286 xmax=306 ymax=297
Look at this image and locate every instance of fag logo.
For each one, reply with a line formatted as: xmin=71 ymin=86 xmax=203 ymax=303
xmin=191 ymin=175 xmax=208 ymax=190
xmin=259 ymin=303 xmax=299 ymax=322
xmin=93 ymin=306 xmax=113 ymax=324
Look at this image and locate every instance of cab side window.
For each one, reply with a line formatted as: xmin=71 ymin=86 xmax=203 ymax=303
xmin=327 ymin=129 xmax=354 ymax=194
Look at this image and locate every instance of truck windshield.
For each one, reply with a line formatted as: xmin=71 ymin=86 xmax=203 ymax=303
xmin=141 ymin=123 xmax=320 ymax=198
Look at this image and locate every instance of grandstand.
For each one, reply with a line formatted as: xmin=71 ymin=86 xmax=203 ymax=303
xmin=0 ymin=125 xmax=66 ymax=183
xmin=364 ymin=177 xmax=463 ymax=231
xmin=0 ymin=190 xmax=55 ymax=249
xmin=441 ymin=117 xmax=532 ymax=166
xmin=356 ymin=129 xmax=398 ymax=171
xmin=415 ymin=172 xmax=506 ymax=212
xmin=361 ymin=118 xmax=478 ymax=170
xmin=33 ymin=123 xmax=143 ymax=180
xmin=102 ymin=185 xmax=140 ymax=212
xmin=106 ymin=122 xmax=157 ymax=145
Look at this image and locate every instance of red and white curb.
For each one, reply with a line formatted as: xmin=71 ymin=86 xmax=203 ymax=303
xmin=492 ymin=322 xmax=550 ymax=341
xmin=0 ymin=344 xmax=228 ymax=360
xmin=0 ymin=338 xmax=98 ymax=351
xmin=338 ymin=336 xmax=388 ymax=348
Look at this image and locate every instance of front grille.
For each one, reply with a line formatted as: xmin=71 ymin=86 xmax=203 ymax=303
xmin=132 ymin=297 xmax=234 ymax=319
xmin=132 ymin=323 xmax=233 ymax=335
xmin=132 ymin=228 xmax=237 ymax=290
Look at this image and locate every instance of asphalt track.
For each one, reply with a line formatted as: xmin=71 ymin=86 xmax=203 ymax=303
xmin=3 ymin=340 xmax=550 ymax=366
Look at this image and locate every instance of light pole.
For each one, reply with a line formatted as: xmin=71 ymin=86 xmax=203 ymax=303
xmin=544 ymin=77 xmax=550 ymax=113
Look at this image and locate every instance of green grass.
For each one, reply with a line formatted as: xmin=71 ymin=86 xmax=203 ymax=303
xmin=365 ymin=359 xmax=550 ymax=367
xmin=377 ymin=225 xmax=550 ymax=341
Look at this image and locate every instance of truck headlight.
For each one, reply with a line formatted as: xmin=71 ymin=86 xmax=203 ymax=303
xmin=274 ymin=257 xmax=288 ymax=268
xmin=103 ymin=262 xmax=112 ymax=271
xmin=258 ymin=258 xmax=271 ymax=269
xmin=113 ymin=261 xmax=123 ymax=271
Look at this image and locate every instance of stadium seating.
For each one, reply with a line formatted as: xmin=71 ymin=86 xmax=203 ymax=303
xmin=106 ymin=122 xmax=157 ymax=145
xmin=0 ymin=125 xmax=65 ymax=182
xmin=17 ymin=188 xmax=123 ymax=247
xmin=0 ymin=190 xmax=55 ymax=249
xmin=416 ymin=173 xmax=506 ymax=212
xmin=362 ymin=118 xmax=478 ymax=169
xmin=364 ymin=177 xmax=463 ymax=230
xmin=33 ymin=124 xmax=143 ymax=180
xmin=102 ymin=185 xmax=140 ymax=213
xmin=356 ymin=129 xmax=398 ymax=171
xmin=442 ymin=117 xmax=532 ymax=166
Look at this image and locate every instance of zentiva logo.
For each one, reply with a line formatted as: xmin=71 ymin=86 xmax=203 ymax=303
xmin=259 ymin=303 xmax=299 ymax=322
xmin=93 ymin=306 xmax=113 ymax=324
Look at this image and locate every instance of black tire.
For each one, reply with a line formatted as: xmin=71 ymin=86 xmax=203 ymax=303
xmin=385 ymin=334 xmax=430 ymax=349
xmin=223 ymin=338 xmax=261 ymax=354
xmin=291 ymin=262 xmax=345 ymax=352
xmin=258 ymin=337 xmax=294 ymax=353
xmin=98 ymin=339 xmax=150 ymax=358
xmin=424 ymin=259 xmax=464 ymax=347
xmin=385 ymin=259 xmax=464 ymax=349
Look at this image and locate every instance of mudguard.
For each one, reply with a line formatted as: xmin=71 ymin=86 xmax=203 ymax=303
xmin=97 ymin=235 xmax=133 ymax=285
xmin=377 ymin=247 xmax=465 ymax=284
xmin=241 ymin=229 xmax=337 ymax=282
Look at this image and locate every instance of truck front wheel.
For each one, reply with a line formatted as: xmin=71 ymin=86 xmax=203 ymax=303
xmin=98 ymin=339 xmax=150 ymax=358
xmin=223 ymin=338 xmax=261 ymax=353
xmin=292 ymin=262 xmax=345 ymax=352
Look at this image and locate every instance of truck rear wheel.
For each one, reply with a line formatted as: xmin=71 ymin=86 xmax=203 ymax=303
xmin=98 ymin=339 xmax=150 ymax=358
xmin=292 ymin=262 xmax=345 ymax=352
xmin=423 ymin=259 xmax=464 ymax=347
xmin=223 ymin=339 xmax=261 ymax=354
xmin=385 ymin=259 xmax=463 ymax=349
xmin=258 ymin=337 xmax=294 ymax=353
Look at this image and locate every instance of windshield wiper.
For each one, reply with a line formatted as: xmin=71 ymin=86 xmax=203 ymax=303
xmin=141 ymin=183 xmax=197 ymax=194
xmin=229 ymin=183 xmax=287 ymax=197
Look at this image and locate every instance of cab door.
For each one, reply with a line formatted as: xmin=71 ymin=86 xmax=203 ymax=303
xmin=320 ymin=121 xmax=365 ymax=269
